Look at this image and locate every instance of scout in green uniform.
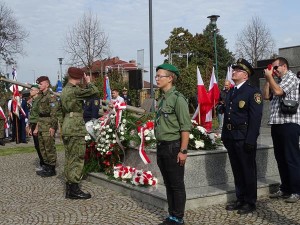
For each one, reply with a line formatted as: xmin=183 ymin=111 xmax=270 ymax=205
xmin=155 ymin=64 xmax=191 ymax=225
xmin=35 ymin=76 xmax=60 ymax=177
xmin=61 ymin=67 xmax=99 ymax=199
xmin=28 ymin=84 xmax=45 ymax=170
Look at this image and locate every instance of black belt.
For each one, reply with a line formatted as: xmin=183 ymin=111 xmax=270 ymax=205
xmin=226 ymin=124 xmax=247 ymax=131
xmin=39 ymin=113 xmax=51 ymax=117
xmin=157 ymin=139 xmax=180 ymax=146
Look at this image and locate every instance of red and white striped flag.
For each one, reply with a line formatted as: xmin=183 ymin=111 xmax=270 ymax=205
xmin=226 ymin=66 xmax=234 ymax=87
xmin=205 ymin=67 xmax=220 ymax=132
xmin=192 ymin=66 xmax=211 ymax=126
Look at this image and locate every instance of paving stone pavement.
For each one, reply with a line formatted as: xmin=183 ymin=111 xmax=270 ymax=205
xmin=1 ymin=138 xmax=300 ymax=225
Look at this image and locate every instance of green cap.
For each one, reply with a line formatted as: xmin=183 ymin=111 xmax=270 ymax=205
xmin=31 ymin=84 xmax=39 ymax=89
xmin=156 ymin=63 xmax=180 ymax=77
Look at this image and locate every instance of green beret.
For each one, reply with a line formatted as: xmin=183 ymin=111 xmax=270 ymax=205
xmin=156 ymin=63 xmax=180 ymax=77
xmin=31 ymin=84 xmax=39 ymax=89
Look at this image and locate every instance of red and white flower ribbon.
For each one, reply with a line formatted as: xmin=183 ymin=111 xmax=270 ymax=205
xmin=138 ymin=126 xmax=151 ymax=164
xmin=113 ymin=101 xmax=126 ymax=128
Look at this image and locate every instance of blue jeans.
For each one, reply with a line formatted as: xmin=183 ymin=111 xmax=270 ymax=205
xmin=157 ymin=140 xmax=186 ymax=219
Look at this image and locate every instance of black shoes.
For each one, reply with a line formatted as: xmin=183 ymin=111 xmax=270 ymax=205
xmin=0 ymin=139 xmax=5 ymax=146
xmin=36 ymin=165 xmax=56 ymax=177
xmin=225 ymin=200 xmax=244 ymax=211
xmin=237 ymin=203 xmax=256 ymax=215
xmin=65 ymin=183 xmax=91 ymax=200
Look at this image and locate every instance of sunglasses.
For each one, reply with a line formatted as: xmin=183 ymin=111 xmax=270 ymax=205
xmin=273 ymin=65 xmax=283 ymax=71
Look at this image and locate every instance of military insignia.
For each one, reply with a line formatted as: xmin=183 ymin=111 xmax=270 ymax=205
xmin=50 ymin=103 xmax=55 ymax=107
xmin=94 ymin=100 xmax=99 ymax=106
xmin=254 ymin=93 xmax=262 ymax=104
xmin=239 ymin=101 xmax=245 ymax=108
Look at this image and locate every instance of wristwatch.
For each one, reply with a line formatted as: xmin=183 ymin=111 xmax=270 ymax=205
xmin=180 ymin=149 xmax=188 ymax=154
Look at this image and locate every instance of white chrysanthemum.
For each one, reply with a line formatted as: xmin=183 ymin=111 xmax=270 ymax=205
xmin=120 ymin=131 xmax=124 ymax=135
xmin=119 ymin=126 xmax=124 ymax=132
xmin=85 ymin=135 xmax=91 ymax=141
xmin=108 ymin=128 xmax=113 ymax=132
xmin=112 ymin=134 xmax=116 ymax=138
xmin=105 ymin=140 xmax=109 ymax=143
xmin=106 ymin=134 xmax=110 ymax=139
xmin=120 ymin=136 xmax=125 ymax=141
xmin=144 ymin=129 xmax=150 ymax=136
xmin=197 ymin=126 xmax=207 ymax=134
xmin=145 ymin=136 xmax=151 ymax=141
xmin=191 ymin=119 xmax=197 ymax=124
xmin=112 ymin=140 xmax=117 ymax=143
xmin=101 ymin=131 xmax=106 ymax=135
xmin=195 ymin=140 xmax=205 ymax=149
xmin=122 ymin=119 xmax=127 ymax=123
xmin=189 ymin=134 xmax=194 ymax=139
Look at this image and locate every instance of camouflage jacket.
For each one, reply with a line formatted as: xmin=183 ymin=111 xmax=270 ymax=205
xmin=37 ymin=89 xmax=60 ymax=132
xmin=61 ymin=82 xmax=98 ymax=136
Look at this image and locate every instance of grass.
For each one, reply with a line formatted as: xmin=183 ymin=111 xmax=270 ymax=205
xmin=0 ymin=144 xmax=65 ymax=157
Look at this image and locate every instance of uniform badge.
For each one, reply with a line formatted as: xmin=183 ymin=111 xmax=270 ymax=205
xmin=254 ymin=93 xmax=262 ymax=104
xmin=50 ymin=103 xmax=55 ymax=107
xmin=94 ymin=100 xmax=99 ymax=106
xmin=239 ymin=101 xmax=245 ymax=108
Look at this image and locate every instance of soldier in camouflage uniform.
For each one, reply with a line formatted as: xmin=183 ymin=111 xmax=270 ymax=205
xmin=35 ymin=76 xmax=60 ymax=177
xmin=28 ymin=84 xmax=45 ymax=170
xmin=61 ymin=67 xmax=98 ymax=199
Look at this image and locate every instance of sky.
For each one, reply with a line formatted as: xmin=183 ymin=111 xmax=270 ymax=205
xmin=3 ymin=0 xmax=300 ymax=85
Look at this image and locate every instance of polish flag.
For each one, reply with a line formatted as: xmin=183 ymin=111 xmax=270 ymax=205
xmin=226 ymin=66 xmax=234 ymax=87
xmin=192 ymin=67 xmax=211 ymax=126
xmin=0 ymin=106 xmax=8 ymax=129
xmin=205 ymin=67 xmax=220 ymax=132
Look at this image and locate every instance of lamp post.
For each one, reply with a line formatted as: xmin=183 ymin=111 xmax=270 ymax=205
xmin=169 ymin=32 xmax=184 ymax=64
xmin=171 ymin=52 xmax=190 ymax=67
xmin=207 ymin=15 xmax=220 ymax=81
xmin=58 ymin=57 xmax=63 ymax=82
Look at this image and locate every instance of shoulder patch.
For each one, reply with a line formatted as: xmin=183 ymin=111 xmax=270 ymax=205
xmin=94 ymin=100 xmax=99 ymax=106
xmin=254 ymin=93 xmax=262 ymax=104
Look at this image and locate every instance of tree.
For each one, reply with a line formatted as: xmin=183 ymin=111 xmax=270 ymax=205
xmin=64 ymin=11 xmax=110 ymax=75
xmin=160 ymin=26 xmax=234 ymax=99
xmin=0 ymin=2 xmax=28 ymax=65
xmin=235 ymin=16 xmax=275 ymax=67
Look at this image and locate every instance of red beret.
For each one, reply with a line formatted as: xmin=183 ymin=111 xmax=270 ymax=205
xmin=36 ymin=76 xmax=49 ymax=84
xmin=68 ymin=67 xmax=84 ymax=79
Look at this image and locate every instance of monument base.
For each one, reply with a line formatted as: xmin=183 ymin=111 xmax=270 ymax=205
xmin=88 ymin=141 xmax=281 ymax=210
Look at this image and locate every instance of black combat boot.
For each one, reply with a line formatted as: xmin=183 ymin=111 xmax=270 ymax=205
xmin=65 ymin=183 xmax=91 ymax=200
xmin=36 ymin=165 xmax=56 ymax=177
xmin=0 ymin=139 xmax=5 ymax=146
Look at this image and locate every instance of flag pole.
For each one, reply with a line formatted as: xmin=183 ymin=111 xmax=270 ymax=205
xmin=198 ymin=103 xmax=201 ymax=125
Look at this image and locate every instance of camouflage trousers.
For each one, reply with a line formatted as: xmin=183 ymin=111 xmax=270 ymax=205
xmin=0 ymin=119 xmax=4 ymax=138
xmin=63 ymin=136 xmax=86 ymax=183
xmin=38 ymin=131 xmax=57 ymax=166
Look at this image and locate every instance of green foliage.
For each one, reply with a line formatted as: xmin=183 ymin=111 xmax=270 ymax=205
xmin=160 ymin=26 xmax=235 ymax=96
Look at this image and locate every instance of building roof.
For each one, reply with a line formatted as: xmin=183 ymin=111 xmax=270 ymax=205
xmin=82 ymin=57 xmax=138 ymax=73
xmin=143 ymin=80 xmax=158 ymax=89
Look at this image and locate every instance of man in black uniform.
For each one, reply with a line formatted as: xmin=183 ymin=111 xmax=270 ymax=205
xmin=83 ymin=96 xmax=101 ymax=123
xmin=120 ymin=87 xmax=132 ymax=105
xmin=221 ymin=58 xmax=263 ymax=214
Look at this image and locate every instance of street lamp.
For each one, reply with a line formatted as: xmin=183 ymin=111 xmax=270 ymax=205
xmin=169 ymin=32 xmax=184 ymax=64
xmin=207 ymin=15 xmax=220 ymax=81
xmin=58 ymin=57 xmax=63 ymax=82
xmin=171 ymin=52 xmax=190 ymax=67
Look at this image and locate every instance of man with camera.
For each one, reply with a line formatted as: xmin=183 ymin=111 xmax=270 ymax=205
xmin=263 ymin=57 xmax=300 ymax=203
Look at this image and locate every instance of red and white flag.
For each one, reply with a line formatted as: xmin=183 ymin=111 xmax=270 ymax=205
xmin=192 ymin=67 xmax=211 ymax=126
xmin=226 ymin=66 xmax=234 ymax=87
xmin=205 ymin=67 xmax=220 ymax=132
xmin=0 ymin=106 xmax=9 ymax=129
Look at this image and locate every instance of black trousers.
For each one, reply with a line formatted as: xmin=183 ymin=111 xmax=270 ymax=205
xmin=223 ymin=139 xmax=257 ymax=205
xmin=157 ymin=140 xmax=186 ymax=219
xmin=271 ymin=123 xmax=300 ymax=194
xmin=30 ymin=123 xmax=44 ymax=166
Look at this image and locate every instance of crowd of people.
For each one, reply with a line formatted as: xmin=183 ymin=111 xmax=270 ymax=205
xmin=0 ymin=57 xmax=299 ymax=225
